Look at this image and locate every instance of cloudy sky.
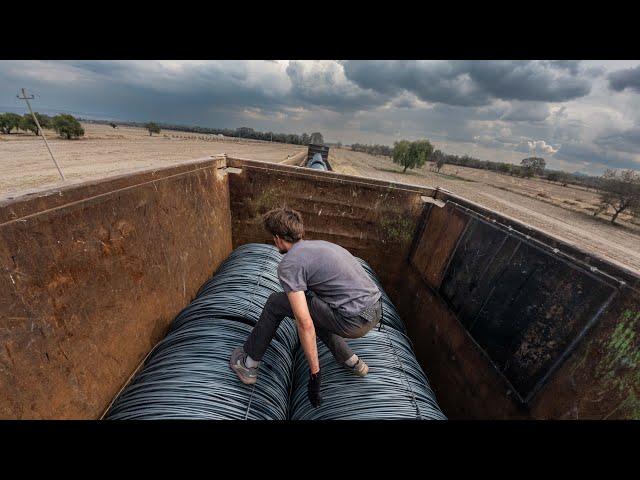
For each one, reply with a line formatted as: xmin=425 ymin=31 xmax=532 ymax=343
xmin=2 ymin=60 xmax=640 ymax=174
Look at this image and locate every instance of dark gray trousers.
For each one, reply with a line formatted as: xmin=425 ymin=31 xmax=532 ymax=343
xmin=244 ymin=291 xmax=381 ymax=364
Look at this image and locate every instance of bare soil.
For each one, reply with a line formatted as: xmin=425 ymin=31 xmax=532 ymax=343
xmin=328 ymin=148 xmax=640 ymax=275
xmin=0 ymin=123 xmax=305 ymax=198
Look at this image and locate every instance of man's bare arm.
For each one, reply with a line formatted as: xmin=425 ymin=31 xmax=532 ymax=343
xmin=287 ymin=291 xmax=320 ymax=374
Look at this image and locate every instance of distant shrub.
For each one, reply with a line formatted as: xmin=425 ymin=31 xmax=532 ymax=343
xmin=0 ymin=112 xmax=23 ymax=134
xmin=52 ymin=114 xmax=85 ymax=139
xmin=146 ymin=122 xmax=161 ymax=136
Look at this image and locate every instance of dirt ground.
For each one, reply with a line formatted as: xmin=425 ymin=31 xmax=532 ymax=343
xmin=1 ymin=124 xmax=639 ymax=274
xmin=328 ymin=148 xmax=640 ymax=275
xmin=0 ymin=123 xmax=305 ymax=198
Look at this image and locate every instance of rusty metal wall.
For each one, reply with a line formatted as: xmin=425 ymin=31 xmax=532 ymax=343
xmin=0 ymin=157 xmax=233 ymax=419
xmin=226 ymin=158 xmax=432 ymax=303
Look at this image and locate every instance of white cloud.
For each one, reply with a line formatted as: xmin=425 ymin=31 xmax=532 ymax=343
xmin=527 ymin=140 xmax=559 ymax=155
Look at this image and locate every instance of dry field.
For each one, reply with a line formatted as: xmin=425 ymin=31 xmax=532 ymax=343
xmin=1 ymin=124 xmax=639 ymax=274
xmin=328 ymin=148 xmax=640 ymax=275
xmin=0 ymin=123 xmax=305 ymax=198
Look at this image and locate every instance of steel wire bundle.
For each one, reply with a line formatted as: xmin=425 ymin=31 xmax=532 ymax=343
xmin=106 ymin=242 xmax=444 ymax=420
xmin=107 ymin=319 xmax=292 ymax=420
xmin=107 ymin=244 xmax=297 ymax=420
xmin=290 ymin=327 xmax=447 ymax=420
xmin=170 ymin=243 xmax=298 ymax=351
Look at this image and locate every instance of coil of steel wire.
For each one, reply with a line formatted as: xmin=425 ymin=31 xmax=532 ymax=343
xmin=289 ymin=327 xmax=447 ymax=420
xmin=106 ymin=319 xmax=293 ymax=420
xmin=170 ymin=243 xmax=298 ymax=351
xmin=106 ymin=242 xmax=444 ymax=420
xmin=107 ymin=243 xmax=297 ymax=420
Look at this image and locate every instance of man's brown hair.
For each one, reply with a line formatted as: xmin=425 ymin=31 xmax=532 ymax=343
xmin=263 ymin=207 xmax=304 ymax=243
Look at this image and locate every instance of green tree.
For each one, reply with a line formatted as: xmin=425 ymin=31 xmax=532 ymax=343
xmin=19 ymin=112 xmax=53 ymax=135
xmin=236 ymin=126 xmax=254 ymax=138
xmin=146 ymin=122 xmax=161 ymax=136
xmin=309 ymin=132 xmax=324 ymax=145
xmin=594 ymin=169 xmax=640 ymax=224
xmin=35 ymin=113 xmax=52 ymax=129
xmin=0 ymin=112 xmax=23 ymax=134
xmin=497 ymin=162 xmax=512 ymax=174
xmin=392 ymin=140 xmax=411 ymax=172
xmin=521 ymin=157 xmax=546 ymax=176
xmin=20 ymin=114 xmax=39 ymax=135
xmin=301 ymin=132 xmax=310 ymax=145
xmin=394 ymin=139 xmax=433 ymax=173
xmin=52 ymin=114 xmax=85 ymax=139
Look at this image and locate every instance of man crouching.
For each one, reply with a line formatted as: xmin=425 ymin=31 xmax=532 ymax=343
xmin=230 ymin=207 xmax=382 ymax=407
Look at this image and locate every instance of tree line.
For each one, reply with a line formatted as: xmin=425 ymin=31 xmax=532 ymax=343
xmin=85 ymin=118 xmax=325 ymax=146
xmin=350 ymin=143 xmax=394 ymax=157
xmin=0 ymin=112 xmax=84 ymax=139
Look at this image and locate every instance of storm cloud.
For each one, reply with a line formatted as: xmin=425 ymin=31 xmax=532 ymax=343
xmin=341 ymin=60 xmax=593 ymax=106
xmin=608 ymin=65 xmax=640 ymax=94
xmin=1 ymin=60 xmax=639 ymax=175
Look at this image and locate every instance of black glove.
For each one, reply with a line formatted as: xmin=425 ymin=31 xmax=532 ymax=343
xmin=307 ymin=369 xmax=323 ymax=408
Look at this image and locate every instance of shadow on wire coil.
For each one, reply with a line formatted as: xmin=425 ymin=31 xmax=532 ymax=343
xmin=106 ymin=243 xmax=445 ymax=420
xmin=290 ymin=259 xmax=446 ymax=420
xmin=107 ymin=243 xmax=296 ymax=420
xmin=289 ymin=329 xmax=446 ymax=420
xmin=107 ymin=319 xmax=292 ymax=419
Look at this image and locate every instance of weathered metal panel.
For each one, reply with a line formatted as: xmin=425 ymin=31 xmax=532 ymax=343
xmin=530 ymin=290 xmax=640 ymax=419
xmin=411 ymin=203 xmax=470 ymax=289
xmin=470 ymin=242 xmax=616 ymax=400
xmin=438 ymin=211 xmax=619 ymax=403
xmin=392 ymin=263 xmax=528 ymax=419
xmin=441 ymin=219 xmax=522 ymax=324
xmin=0 ymin=158 xmax=233 ymax=419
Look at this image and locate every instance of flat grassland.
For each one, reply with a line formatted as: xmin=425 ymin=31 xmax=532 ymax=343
xmin=1 ymin=123 xmax=639 ymax=274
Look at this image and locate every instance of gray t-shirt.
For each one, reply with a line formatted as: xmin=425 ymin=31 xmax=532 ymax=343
xmin=277 ymin=240 xmax=381 ymax=316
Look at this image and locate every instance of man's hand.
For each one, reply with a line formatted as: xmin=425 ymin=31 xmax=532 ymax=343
xmin=287 ymin=291 xmax=320 ymax=374
xmin=308 ymin=370 xmax=323 ymax=408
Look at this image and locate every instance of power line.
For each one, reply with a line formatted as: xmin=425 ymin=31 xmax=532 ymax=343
xmin=17 ymin=88 xmax=65 ymax=181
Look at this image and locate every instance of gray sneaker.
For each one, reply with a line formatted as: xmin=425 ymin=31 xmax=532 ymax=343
xmin=347 ymin=358 xmax=369 ymax=377
xmin=229 ymin=347 xmax=258 ymax=385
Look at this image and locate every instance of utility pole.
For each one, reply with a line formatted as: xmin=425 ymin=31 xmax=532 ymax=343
xmin=17 ymin=88 xmax=65 ymax=180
